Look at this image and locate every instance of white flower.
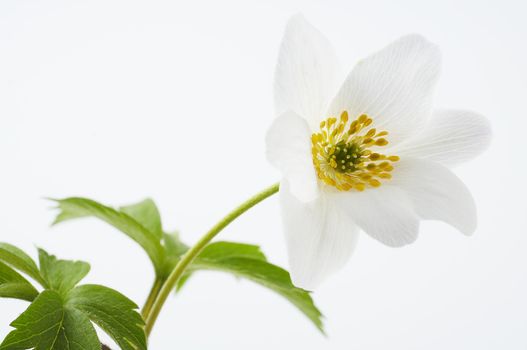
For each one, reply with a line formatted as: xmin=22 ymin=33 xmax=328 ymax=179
xmin=266 ymin=15 xmax=492 ymax=290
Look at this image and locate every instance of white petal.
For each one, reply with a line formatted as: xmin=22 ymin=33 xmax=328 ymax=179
xmin=391 ymin=158 xmax=477 ymax=235
xmin=280 ymin=182 xmax=359 ymax=290
xmin=393 ymin=109 xmax=492 ymax=167
xmin=331 ymin=186 xmax=420 ymax=247
xmin=266 ymin=111 xmax=319 ymax=202
xmin=274 ymin=14 xmax=340 ymax=128
xmin=328 ymin=34 xmax=442 ymax=144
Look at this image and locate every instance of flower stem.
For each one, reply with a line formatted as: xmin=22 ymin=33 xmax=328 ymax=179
xmin=141 ymin=277 xmax=164 ymax=320
xmin=144 ymin=182 xmax=280 ymax=335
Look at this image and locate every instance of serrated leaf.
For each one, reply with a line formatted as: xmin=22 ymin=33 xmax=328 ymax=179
xmin=51 ymin=197 xmax=164 ymax=273
xmin=171 ymin=241 xmax=265 ymax=283
xmin=38 ymin=249 xmax=90 ymax=295
xmin=67 ymin=284 xmax=147 ymax=350
xmin=0 ymin=261 xmax=39 ymax=301
xmin=0 ymin=243 xmax=44 ymax=285
xmin=1 ymin=249 xmax=146 ymax=349
xmin=175 ymin=242 xmax=268 ymax=290
xmin=0 ymin=290 xmax=100 ymax=350
xmin=120 ymin=199 xmax=163 ymax=239
xmin=179 ymin=242 xmax=324 ymax=332
xmin=54 ymin=308 xmax=101 ymax=350
xmin=197 ymin=258 xmax=324 ymax=332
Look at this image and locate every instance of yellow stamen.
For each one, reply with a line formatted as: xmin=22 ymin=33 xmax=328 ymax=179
xmin=375 ymin=138 xmax=389 ymax=146
xmin=311 ymin=111 xmax=399 ymax=192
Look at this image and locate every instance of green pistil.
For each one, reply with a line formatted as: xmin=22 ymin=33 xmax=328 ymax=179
xmin=332 ymin=141 xmax=363 ymax=173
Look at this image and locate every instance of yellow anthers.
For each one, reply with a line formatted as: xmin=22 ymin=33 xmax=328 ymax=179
xmin=369 ymin=153 xmax=381 ymax=161
xmin=379 ymin=161 xmax=391 ymax=169
xmin=365 ymin=128 xmax=376 ymax=138
xmin=311 ymin=111 xmax=399 ymax=192
xmin=369 ymin=179 xmax=381 ymax=187
xmin=340 ymin=110 xmax=349 ymax=123
xmin=355 ymin=183 xmax=365 ymax=191
xmin=375 ymin=138 xmax=389 ymax=146
xmin=363 ymin=137 xmax=374 ymax=145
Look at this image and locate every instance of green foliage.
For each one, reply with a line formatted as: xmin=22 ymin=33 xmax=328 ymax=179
xmin=197 ymin=241 xmax=266 ymax=261
xmin=0 ymin=243 xmax=44 ymax=285
xmin=0 ymin=290 xmax=100 ymax=350
xmin=67 ymin=285 xmax=147 ymax=350
xmin=51 ymin=197 xmax=165 ymax=274
xmin=38 ymin=249 xmax=90 ymax=296
xmin=179 ymin=242 xmax=325 ymax=332
xmin=120 ymin=199 xmax=163 ymax=239
xmin=0 ymin=261 xmax=38 ymax=301
xmin=50 ymin=197 xmax=325 ymax=333
xmin=51 ymin=197 xmax=186 ymax=279
xmin=0 ymin=246 xmax=147 ymax=350
xmin=161 ymin=232 xmax=188 ymax=279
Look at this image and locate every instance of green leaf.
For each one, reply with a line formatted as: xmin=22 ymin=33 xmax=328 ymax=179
xmin=163 ymin=232 xmax=188 ymax=258
xmin=0 ymin=249 xmax=147 ymax=349
xmin=67 ymin=284 xmax=147 ymax=350
xmin=38 ymin=249 xmax=90 ymax=296
xmin=0 ymin=290 xmax=100 ymax=350
xmin=180 ymin=242 xmax=324 ymax=332
xmin=0 ymin=261 xmax=39 ymax=301
xmin=176 ymin=241 xmax=267 ymax=290
xmin=161 ymin=232 xmax=188 ymax=278
xmin=198 ymin=241 xmax=266 ymax=261
xmin=51 ymin=197 xmax=164 ymax=273
xmin=0 ymin=243 xmax=44 ymax=285
xmin=175 ymin=272 xmax=192 ymax=292
xmin=54 ymin=308 xmax=102 ymax=350
xmin=120 ymin=199 xmax=163 ymax=239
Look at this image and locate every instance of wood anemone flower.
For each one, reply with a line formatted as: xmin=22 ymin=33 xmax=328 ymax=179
xmin=266 ymin=15 xmax=491 ymax=290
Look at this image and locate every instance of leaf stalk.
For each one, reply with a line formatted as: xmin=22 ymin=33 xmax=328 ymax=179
xmin=144 ymin=183 xmax=280 ymax=335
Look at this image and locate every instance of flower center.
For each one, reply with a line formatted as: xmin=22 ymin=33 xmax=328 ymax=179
xmin=311 ymin=111 xmax=399 ymax=191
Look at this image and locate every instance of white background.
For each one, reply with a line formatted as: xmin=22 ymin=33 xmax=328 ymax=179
xmin=1 ymin=0 xmax=526 ymax=349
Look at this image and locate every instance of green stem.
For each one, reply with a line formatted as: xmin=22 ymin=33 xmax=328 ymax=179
xmin=144 ymin=183 xmax=280 ymax=335
xmin=141 ymin=277 xmax=164 ymax=320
